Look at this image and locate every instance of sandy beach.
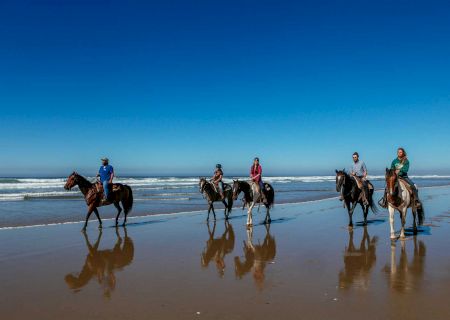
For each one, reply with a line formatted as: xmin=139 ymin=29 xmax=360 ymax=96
xmin=1 ymin=186 xmax=450 ymax=319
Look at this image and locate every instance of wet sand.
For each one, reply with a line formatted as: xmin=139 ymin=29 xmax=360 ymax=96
xmin=1 ymin=187 xmax=450 ymax=319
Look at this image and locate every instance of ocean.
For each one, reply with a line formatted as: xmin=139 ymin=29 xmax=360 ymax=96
xmin=1 ymin=175 xmax=450 ymax=228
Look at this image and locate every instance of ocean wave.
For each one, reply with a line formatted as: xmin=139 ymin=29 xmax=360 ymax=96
xmin=0 ymin=191 xmax=80 ymax=201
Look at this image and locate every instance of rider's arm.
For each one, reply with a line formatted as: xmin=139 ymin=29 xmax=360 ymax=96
xmin=109 ymin=167 xmax=114 ymax=183
xmin=399 ymin=160 xmax=409 ymax=176
xmin=390 ymin=159 xmax=397 ymax=170
xmin=362 ymin=162 xmax=368 ymax=178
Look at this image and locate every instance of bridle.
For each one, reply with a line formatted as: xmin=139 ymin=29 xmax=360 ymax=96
xmin=336 ymin=173 xmax=346 ymax=199
xmin=232 ymin=181 xmax=241 ymax=200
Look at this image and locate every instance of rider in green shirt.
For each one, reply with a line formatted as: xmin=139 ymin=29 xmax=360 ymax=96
xmin=380 ymin=147 xmax=421 ymax=208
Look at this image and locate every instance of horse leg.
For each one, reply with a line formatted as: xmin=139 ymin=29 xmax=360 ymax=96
xmin=114 ymin=202 xmax=122 ymax=226
xmin=247 ymin=202 xmax=255 ymax=227
xmin=207 ymin=203 xmax=212 ymax=221
xmin=389 ymin=205 xmax=396 ymax=240
xmin=400 ymin=208 xmax=407 ymax=239
xmin=222 ymin=200 xmax=229 ymax=220
xmin=412 ymin=210 xmax=418 ymax=235
xmin=93 ymin=208 xmax=102 ymax=229
xmin=211 ymin=203 xmax=216 ymax=221
xmin=264 ymin=206 xmax=271 ymax=224
xmin=363 ymin=205 xmax=369 ymax=226
xmin=346 ymin=200 xmax=354 ymax=228
xmin=82 ymin=205 xmax=95 ymax=231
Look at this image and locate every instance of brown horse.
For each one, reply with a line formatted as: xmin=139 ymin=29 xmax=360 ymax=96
xmin=198 ymin=178 xmax=233 ymax=221
xmin=64 ymin=172 xmax=133 ymax=230
xmin=385 ymin=168 xmax=424 ymax=239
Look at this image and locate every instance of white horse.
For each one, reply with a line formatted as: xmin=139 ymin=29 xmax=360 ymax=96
xmin=385 ymin=169 xmax=424 ymax=240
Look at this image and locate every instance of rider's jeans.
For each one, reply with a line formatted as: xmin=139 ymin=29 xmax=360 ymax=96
xmin=103 ymin=180 xmax=110 ymax=199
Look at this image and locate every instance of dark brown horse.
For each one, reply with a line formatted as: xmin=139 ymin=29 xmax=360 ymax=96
xmin=232 ymin=180 xmax=275 ymax=226
xmin=199 ymin=178 xmax=233 ymax=221
xmin=335 ymin=170 xmax=377 ymax=228
xmin=64 ymin=172 xmax=133 ymax=230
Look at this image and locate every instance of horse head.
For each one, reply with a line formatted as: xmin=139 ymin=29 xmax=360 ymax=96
xmin=64 ymin=171 xmax=79 ymax=190
xmin=335 ymin=169 xmax=347 ymax=193
xmin=385 ymin=168 xmax=398 ymax=196
xmin=199 ymin=177 xmax=207 ymax=193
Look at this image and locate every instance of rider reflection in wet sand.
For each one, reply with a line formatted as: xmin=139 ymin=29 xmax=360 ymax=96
xmin=64 ymin=228 xmax=134 ymax=298
xmin=201 ymin=221 xmax=235 ymax=277
xmin=234 ymin=224 xmax=276 ymax=290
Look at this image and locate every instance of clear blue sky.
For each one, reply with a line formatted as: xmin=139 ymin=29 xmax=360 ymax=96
xmin=1 ymin=1 xmax=449 ymax=176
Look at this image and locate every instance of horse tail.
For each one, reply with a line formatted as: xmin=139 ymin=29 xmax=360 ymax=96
xmin=368 ymin=189 xmax=378 ymax=214
xmin=417 ymin=203 xmax=425 ymax=225
xmin=123 ymin=185 xmax=133 ymax=213
xmin=227 ymin=192 xmax=234 ymax=213
xmin=266 ymin=183 xmax=275 ymax=208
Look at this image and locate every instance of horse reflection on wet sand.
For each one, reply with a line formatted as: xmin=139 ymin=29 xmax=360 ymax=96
xmin=201 ymin=221 xmax=235 ymax=277
xmin=234 ymin=225 xmax=276 ymax=289
xmin=384 ymin=236 xmax=426 ymax=293
xmin=339 ymin=226 xmax=378 ymax=290
xmin=65 ymin=228 xmax=134 ymax=298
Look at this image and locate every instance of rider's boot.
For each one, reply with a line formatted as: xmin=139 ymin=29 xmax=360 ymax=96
xmin=378 ymin=189 xmax=388 ymax=208
xmin=219 ymin=191 xmax=225 ymax=200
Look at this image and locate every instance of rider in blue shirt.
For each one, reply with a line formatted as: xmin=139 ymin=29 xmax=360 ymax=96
xmin=97 ymin=157 xmax=114 ymax=201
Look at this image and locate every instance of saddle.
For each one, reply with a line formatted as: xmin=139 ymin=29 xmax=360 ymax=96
xmin=352 ymin=176 xmax=373 ymax=191
xmin=95 ymin=182 xmax=122 ymax=194
xmin=211 ymin=182 xmax=231 ymax=194
xmin=397 ymin=177 xmax=414 ymax=195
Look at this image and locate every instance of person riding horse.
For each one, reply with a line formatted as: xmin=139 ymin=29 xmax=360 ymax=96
xmin=250 ymin=157 xmax=267 ymax=204
xmin=211 ymin=164 xmax=225 ymax=200
xmin=380 ymin=147 xmax=422 ymax=208
xmin=349 ymin=152 xmax=370 ymax=206
xmin=96 ymin=157 xmax=114 ymax=203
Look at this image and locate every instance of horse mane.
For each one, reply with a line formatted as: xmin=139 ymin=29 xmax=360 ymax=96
xmin=75 ymin=173 xmax=93 ymax=189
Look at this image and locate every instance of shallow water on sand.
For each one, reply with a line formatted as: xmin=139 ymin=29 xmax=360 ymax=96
xmin=1 ymin=187 xmax=450 ymax=319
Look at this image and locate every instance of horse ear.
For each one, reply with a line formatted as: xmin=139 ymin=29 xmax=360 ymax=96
xmin=385 ymin=168 xmax=389 ymax=173
xmin=342 ymin=168 xmax=345 ymax=172
xmin=335 ymin=169 xmax=338 ymax=173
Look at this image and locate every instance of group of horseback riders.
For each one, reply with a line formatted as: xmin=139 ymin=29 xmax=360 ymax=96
xmin=96 ymin=156 xmax=269 ymax=205
xmin=211 ymin=157 xmax=267 ymax=203
xmin=98 ymin=147 xmax=421 ymax=209
xmin=344 ymin=147 xmax=421 ymax=209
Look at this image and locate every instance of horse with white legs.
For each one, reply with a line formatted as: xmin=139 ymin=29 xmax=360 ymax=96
xmin=232 ymin=180 xmax=274 ymax=227
xmin=199 ymin=178 xmax=233 ymax=221
xmin=385 ymin=168 xmax=424 ymax=240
